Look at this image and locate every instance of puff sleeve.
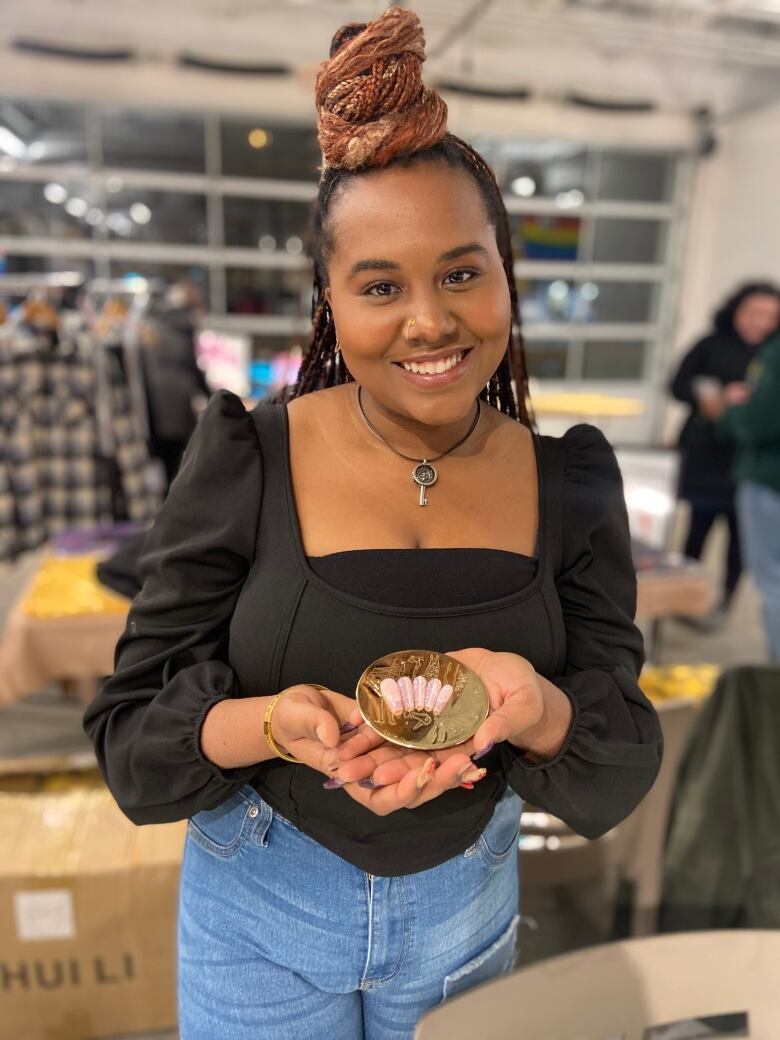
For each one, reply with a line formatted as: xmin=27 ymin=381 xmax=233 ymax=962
xmin=501 ymin=425 xmax=663 ymax=838
xmin=83 ymin=390 xmax=262 ymax=824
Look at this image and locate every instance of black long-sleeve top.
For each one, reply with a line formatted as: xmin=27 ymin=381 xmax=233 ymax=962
xmin=83 ymin=391 xmax=662 ymax=876
xmin=669 ymin=331 xmax=759 ymax=503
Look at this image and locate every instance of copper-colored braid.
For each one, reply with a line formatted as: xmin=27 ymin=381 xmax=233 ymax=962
xmin=316 ymin=7 xmax=447 ymax=170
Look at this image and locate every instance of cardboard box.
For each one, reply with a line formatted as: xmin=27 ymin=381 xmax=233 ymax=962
xmin=0 ymin=779 xmax=185 ymax=1040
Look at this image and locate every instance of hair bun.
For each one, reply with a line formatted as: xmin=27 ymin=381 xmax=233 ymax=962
xmin=316 ymin=6 xmax=448 ymax=171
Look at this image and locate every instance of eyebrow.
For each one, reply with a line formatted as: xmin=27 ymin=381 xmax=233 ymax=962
xmin=347 ymin=242 xmax=489 ymax=280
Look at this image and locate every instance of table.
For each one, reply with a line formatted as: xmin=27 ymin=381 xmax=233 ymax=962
xmin=0 ymin=556 xmax=128 ymax=706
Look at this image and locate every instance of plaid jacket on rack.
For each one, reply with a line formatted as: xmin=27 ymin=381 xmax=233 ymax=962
xmin=0 ymin=323 xmax=160 ymax=562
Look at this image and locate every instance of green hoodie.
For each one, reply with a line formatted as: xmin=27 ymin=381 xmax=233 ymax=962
xmin=717 ymin=334 xmax=780 ymax=495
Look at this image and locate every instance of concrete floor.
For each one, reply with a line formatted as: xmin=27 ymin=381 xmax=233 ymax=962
xmin=0 ymin=508 xmax=769 ymax=1039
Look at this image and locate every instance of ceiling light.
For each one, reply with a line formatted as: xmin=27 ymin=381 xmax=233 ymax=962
xmin=85 ymin=207 xmax=104 ymax=226
xmin=26 ymin=141 xmax=46 ymax=162
xmin=285 ymin=236 xmax=303 ymax=255
xmin=43 ymin=182 xmax=68 ymax=204
xmin=106 ymin=212 xmax=132 ymax=235
xmin=65 ymin=197 xmax=88 ymax=218
xmin=510 ymin=176 xmax=536 ymax=198
xmin=0 ymin=127 xmax=26 ymax=159
xmin=581 ymin=281 xmax=599 ymax=302
xmin=106 ymin=175 xmax=124 ymax=193
xmin=555 ymin=189 xmax=584 ymax=210
xmin=548 ymin=280 xmax=569 ymax=302
xmin=248 ymin=128 xmax=272 ymax=149
xmin=258 ymin=235 xmax=276 ymax=253
xmin=129 ymin=202 xmax=152 ymax=225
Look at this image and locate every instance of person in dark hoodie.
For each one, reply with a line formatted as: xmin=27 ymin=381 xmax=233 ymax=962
xmin=669 ymin=282 xmax=780 ymax=627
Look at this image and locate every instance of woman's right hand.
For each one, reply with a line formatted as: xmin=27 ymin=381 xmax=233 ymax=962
xmin=268 ymin=684 xmax=360 ymax=776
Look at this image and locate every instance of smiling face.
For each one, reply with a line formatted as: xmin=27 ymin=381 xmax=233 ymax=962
xmin=323 ymin=162 xmax=511 ymax=429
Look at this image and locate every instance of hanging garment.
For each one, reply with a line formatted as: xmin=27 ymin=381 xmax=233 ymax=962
xmin=659 ymin=664 xmax=780 ymax=931
xmin=0 ymin=318 xmax=160 ymax=562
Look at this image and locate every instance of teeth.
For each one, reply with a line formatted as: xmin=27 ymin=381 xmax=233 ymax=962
xmin=402 ymin=351 xmax=463 ymax=374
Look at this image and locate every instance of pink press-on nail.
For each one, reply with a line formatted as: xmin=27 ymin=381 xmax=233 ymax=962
xmin=424 ymin=677 xmax=441 ymax=712
xmin=397 ymin=676 xmax=415 ymax=712
xmin=413 ymin=675 xmax=427 ymax=711
xmin=379 ymin=677 xmax=404 ymax=715
xmin=432 ymin=683 xmax=454 ymax=716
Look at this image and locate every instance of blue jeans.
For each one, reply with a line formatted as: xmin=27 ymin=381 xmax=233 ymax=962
xmin=178 ymin=784 xmax=521 ymax=1039
xmin=737 ymin=481 xmax=780 ymax=660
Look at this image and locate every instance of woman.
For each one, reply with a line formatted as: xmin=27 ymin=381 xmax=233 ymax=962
xmin=718 ymin=332 xmax=780 ymax=659
xmin=670 ymin=282 xmax=780 ymax=626
xmin=84 ymin=10 xmax=661 ymax=1039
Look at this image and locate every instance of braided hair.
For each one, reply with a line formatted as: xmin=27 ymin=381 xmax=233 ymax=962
xmin=286 ymin=7 xmax=533 ymax=428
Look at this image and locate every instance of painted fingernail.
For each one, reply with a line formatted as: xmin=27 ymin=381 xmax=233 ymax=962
xmin=358 ymin=778 xmax=383 ymax=790
xmin=461 ymin=767 xmax=487 ymax=784
xmin=340 ymin=721 xmax=359 ymax=734
xmin=417 ymin=758 xmax=436 ymax=789
xmin=474 ymin=741 xmax=495 ymax=760
xmin=322 ymin=778 xmax=345 ymax=790
xmin=460 ymin=781 xmax=476 ymax=790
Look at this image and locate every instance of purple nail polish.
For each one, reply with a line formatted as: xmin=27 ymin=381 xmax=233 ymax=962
xmin=322 ymin=778 xmax=345 ymax=790
xmin=340 ymin=721 xmax=359 ymax=734
xmin=474 ymin=741 xmax=495 ymax=760
xmin=358 ymin=778 xmax=382 ymax=790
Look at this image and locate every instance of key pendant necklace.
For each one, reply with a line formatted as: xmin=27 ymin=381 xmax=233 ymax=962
xmin=356 ymin=385 xmax=481 ymax=507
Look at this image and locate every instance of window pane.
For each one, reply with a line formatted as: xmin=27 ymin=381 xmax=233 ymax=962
xmin=596 ymin=151 xmax=674 ymax=202
xmin=0 ymin=253 xmax=95 ymax=283
xmin=591 ymin=218 xmax=667 ymax=264
xmin=109 ymin=260 xmax=209 ymax=306
xmin=520 ymin=280 xmax=658 ymax=323
xmin=100 ymin=109 xmax=205 ymax=173
xmin=0 ymin=179 xmax=97 ymax=238
xmin=582 ymin=340 xmax=646 ymax=380
xmin=220 ymin=121 xmax=319 ymax=181
xmin=479 ymin=138 xmax=587 ymax=202
xmin=103 ymin=187 xmax=207 ymax=244
xmin=512 ymin=214 xmax=582 ymax=261
xmin=0 ymin=100 xmax=87 ymax=166
xmin=226 ymin=268 xmax=308 ymax=315
xmin=223 ymin=197 xmax=313 ymax=249
xmin=525 ymin=340 xmax=568 ymax=380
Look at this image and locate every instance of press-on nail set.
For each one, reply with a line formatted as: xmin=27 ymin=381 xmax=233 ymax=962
xmin=356 ymin=649 xmax=489 ymax=750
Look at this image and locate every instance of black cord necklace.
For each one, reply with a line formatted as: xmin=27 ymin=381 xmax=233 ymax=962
xmin=356 ymin=384 xmax=481 ymax=506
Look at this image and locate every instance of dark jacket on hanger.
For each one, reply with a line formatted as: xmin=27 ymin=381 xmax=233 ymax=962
xmin=660 ymin=665 xmax=780 ymax=931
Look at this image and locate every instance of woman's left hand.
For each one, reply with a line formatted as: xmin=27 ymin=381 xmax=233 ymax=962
xmin=334 ymin=648 xmax=549 ymax=792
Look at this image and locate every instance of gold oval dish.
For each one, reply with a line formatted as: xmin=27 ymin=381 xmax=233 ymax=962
xmin=355 ymin=649 xmax=489 ymax=750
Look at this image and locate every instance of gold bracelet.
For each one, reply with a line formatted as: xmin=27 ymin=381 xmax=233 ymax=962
xmin=263 ymin=694 xmax=298 ymax=763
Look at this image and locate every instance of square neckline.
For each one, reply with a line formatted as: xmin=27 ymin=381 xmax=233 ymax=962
xmin=276 ymin=401 xmax=551 ymax=617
